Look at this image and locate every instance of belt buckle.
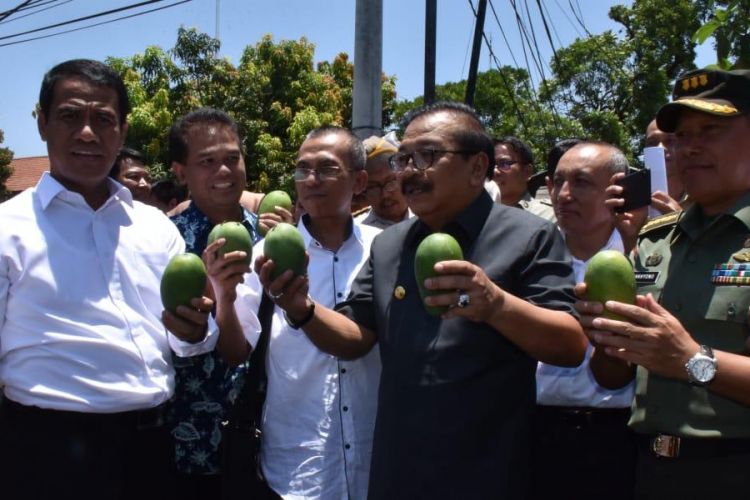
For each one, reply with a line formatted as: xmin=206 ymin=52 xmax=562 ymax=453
xmin=651 ymin=434 xmax=680 ymax=458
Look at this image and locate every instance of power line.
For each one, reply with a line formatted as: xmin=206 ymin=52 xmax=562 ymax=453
xmin=0 ymin=0 xmax=72 ymax=26
xmin=0 ymin=0 xmax=37 ymax=22
xmin=467 ymin=0 xmax=530 ymax=133
xmin=0 ymin=0 xmax=171 ymax=41
xmin=0 ymin=0 xmax=191 ymax=47
xmin=539 ymin=0 xmax=564 ymax=47
xmin=550 ymin=0 xmax=584 ymax=38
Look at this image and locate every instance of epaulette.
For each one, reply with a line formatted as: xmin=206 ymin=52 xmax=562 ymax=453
xmin=639 ymin=210 xmax=682 ymax=235
xmin=351 ymin=205 xmax=371 ymax=218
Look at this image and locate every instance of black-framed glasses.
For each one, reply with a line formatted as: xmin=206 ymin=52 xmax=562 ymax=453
xmin=293 ymin=165 xmax=348 ymax=182
xmin=388 ymin=149 xmax=478 ymax=172
xmin=494 ymin=159 xmax=518 ymax=171
xmin=365 ymin=178 xmax=400 ymax=198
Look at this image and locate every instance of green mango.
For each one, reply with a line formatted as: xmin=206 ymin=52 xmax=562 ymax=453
xmin=263 ymin=222 xmax=307 ymax=281
xmin=584 ymin=249 xmax=637 ymax=320
xmin=207 ymin=221 xmax=253 ymax=265
xmin=257 ymin=190 xmax=293 ymax=236
xmin=160 ymin=253 xmax=207 ymax=313
xmin=414 ymin=232 xmax=464 ymax=316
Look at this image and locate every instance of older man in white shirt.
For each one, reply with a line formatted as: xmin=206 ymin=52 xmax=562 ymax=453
xmin=533 ymin=141 xmax=636 ymax=500
xmin=236 ymin=127 xmax=381 ymax=500
xmin=0 ymin=59 xmax=223 ymax=500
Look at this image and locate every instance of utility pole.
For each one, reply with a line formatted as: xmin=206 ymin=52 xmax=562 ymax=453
xmin=352 ymin=0 xmax=384 ymax=140
xmin=424 ymin=0 xmax=437 ymax=104
xmin=465 ymin=0 xmax=487 ymax=106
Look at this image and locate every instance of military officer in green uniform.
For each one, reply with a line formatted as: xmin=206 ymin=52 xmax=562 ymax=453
xmin=576 ymin=68 xmax=750 ymax=499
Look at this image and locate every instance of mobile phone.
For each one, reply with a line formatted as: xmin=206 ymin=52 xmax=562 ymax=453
xmin=614 ymin=168 xmax=651 ymax=213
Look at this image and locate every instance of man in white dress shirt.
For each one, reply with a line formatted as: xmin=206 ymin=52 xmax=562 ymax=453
xmin=0 ymin=59 xmax=218 ymax=500
xmin=533 ymin=141 xmax=636 ymax=500
xmin=235 ymin=127 xmax=382 ymax=499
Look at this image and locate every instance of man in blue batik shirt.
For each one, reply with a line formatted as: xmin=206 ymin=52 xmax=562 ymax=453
xmin=166 ymin=107 xmax=262 ymax=498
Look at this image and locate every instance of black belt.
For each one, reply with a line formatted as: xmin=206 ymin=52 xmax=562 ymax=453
xmin=637 ymin=433 xmax=750 ymax=459
xmin=537 ymin=405 xmax=630 ymax=426
xmin=1 ymin=398 xmax=166 ymax=431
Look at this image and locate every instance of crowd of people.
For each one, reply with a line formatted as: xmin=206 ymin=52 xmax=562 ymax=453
xmin=1 ymin=57 xmax=749 ymax=500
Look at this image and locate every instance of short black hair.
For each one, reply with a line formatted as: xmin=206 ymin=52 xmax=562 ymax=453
xmin=494 ymin=136 xmax=534 ymax=166
xmin=169 ymin=107 xmax=242 ymax=165
xmin=401 ymin=101 xmax=494 ymax=178
xmin=109 ymin=146 xmax=146 ymax=178
xmin=546 ymin=138 xmax=583 ymax=178
xmin=304 ymin=126 xmax=366 ymax=172
xmin=39 ymin=59 xmax=129 ymax=125
xmin=151 ymin=179 xmax=188 ymax=205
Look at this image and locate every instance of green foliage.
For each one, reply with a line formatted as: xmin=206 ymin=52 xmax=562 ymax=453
xmin=693 ymin=0 xmax=750 ymax=69
xmin=0 ymin=129 xmax=14 ymax=200
xmin=107 ymin=28 xmax=398 ymax=193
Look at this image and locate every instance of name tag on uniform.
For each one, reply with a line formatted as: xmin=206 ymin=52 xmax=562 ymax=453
xmin=635 ymin=272 xmax=660 ymax=285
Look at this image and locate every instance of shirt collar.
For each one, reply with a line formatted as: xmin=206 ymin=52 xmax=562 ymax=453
xmin=679 ymin=190 xmax=750 ymax=238
xmin=298 ymin=214 xmax=361 ymax=250
xmin=36 ymin=171 xmax=133 ymax=211
xmin=406 ymin=190 xmax=494 ymax=251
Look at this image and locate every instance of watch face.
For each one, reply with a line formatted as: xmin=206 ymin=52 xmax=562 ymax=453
xmin=691 ymin=357 xmax=717 ymax=383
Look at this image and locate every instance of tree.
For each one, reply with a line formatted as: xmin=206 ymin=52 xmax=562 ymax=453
xmin=693 ymin=0 xmax=750 ymax=69
xmin=0 ymin=129 xmax=13 ymax=201
xmin=393 ymin=66 xmax=583 ymax=169
xmin=108 ymin=28 xmax=398 ymax=193
xmin=609 ymin=0 xmax=702 ymax=135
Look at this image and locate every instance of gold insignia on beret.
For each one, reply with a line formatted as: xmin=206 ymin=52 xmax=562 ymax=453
xmin=732 ymin=251 xmax=750 ymax=263
xmin=394 ymin=286 xmax=406 ymax=300
xmin=678 ymin=98 xmax=738 ymax=115
xmin=645 ymin=253 xmax=663 ymax=267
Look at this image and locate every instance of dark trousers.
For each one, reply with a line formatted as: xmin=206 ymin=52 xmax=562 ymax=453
xmin=0 ymin=398 xmax=175 ymax=500
xmin=634 ymin=434 xmax=750 ymax=500
xmin=531 ymin=405 xmax=636 ymax=500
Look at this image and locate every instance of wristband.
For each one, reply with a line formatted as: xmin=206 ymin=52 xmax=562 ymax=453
xmin=284 ymin=298 xmax=316 ymax=330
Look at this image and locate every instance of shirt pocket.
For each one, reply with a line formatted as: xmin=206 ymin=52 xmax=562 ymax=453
xmin=705 ymin=286 xmax=750 ymax=325
xmin=132 ymin=250 xmax=174 ymax=312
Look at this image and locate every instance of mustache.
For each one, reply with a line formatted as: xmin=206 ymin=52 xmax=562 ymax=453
xmin=401 ymin=174 xmax=433 ymax=195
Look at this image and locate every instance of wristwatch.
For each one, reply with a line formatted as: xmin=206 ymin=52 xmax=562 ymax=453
xmin=685 ymin=345 xmax=717 ymax=386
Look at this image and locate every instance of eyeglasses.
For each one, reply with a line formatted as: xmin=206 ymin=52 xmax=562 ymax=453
xmin=365 ymin=179 xmax=400 ymax=198
xmin=494 ymin=159 xmax=518 ymax=171
xmin=388 ymin=148 xmax=478 ymax=172
xmin=293 ymin=165 xmax=348 ymax=182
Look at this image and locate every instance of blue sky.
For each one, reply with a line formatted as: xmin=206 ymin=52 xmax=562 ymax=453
xmin=0 ymin=0 xmax=713 ymax=157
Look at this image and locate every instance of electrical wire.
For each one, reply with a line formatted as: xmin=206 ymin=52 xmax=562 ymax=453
xmin=0 ymin=0 xmax=37 ymax=22
xmin=0 ymin=0 xmax=191 ymax=47
xmin=467 ymin=0 xmax=530 ymax=133
xmin=0 ymin=0 xmax=72 ymax=26
xmin=0 ymin=0 xmax=171 ymax=41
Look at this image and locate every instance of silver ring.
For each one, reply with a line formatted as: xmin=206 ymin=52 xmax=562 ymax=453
xmin=457 ymin=291 xmax=470 ymax=308
xmin=269 ymin=290 xmax=284 ymax=300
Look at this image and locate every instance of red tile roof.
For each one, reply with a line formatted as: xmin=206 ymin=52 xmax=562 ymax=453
xmin=6 ymin=156 xmax=49 ymax=192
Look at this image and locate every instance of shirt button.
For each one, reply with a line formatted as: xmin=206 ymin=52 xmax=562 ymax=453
xmin=337 ymin=292 xmax=343 ymax=298
xmin=343 ymin=406 xmax=349 ymax=412
xmin=334 ymin=256 xmax=339 ymax=262
xmin=341 ymin=368 xmax=347 ymax=374
xmin=345 ymin=444 xmax=351 ymax=450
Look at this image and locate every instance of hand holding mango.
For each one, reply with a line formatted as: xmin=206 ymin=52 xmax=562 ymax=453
xmin=583 ymin=250 xmax=637 ymax=321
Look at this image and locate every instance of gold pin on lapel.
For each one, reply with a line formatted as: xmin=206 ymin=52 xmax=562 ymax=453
xmin=732 ymin=250 xmax=750 ymax=263
xmin=394 ymin=286 xmax=406 ymax=300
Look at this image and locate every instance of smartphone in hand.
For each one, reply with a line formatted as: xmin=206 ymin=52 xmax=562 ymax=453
xmin=614 ymin=168 xmax=651 ymax=213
